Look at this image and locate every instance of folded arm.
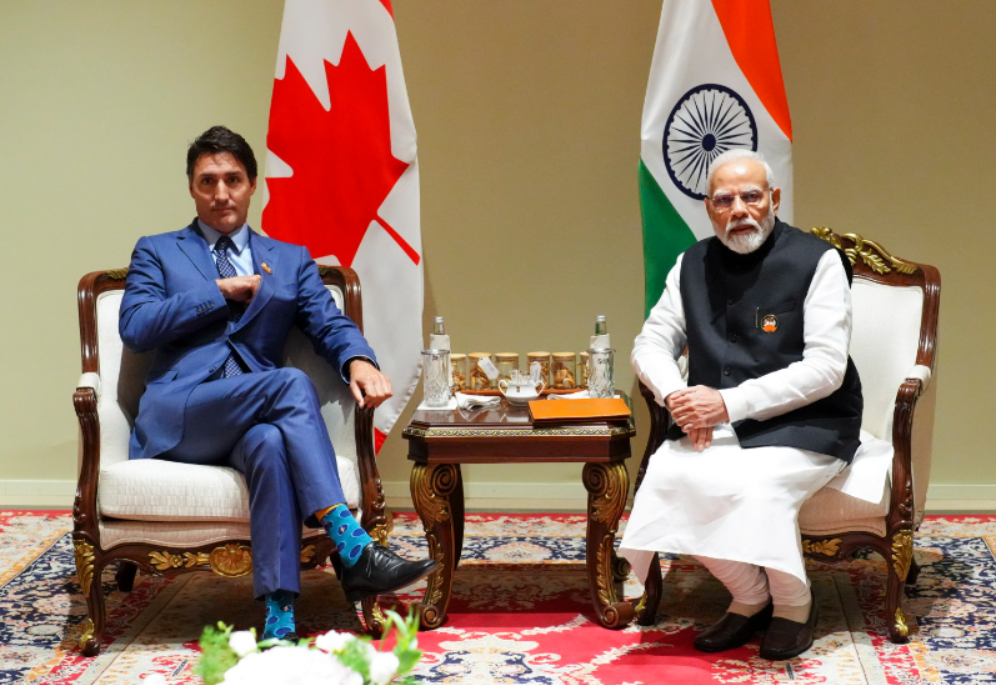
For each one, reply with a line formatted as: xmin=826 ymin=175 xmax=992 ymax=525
xmin=119 ymin=237 xmax=229 ymax=352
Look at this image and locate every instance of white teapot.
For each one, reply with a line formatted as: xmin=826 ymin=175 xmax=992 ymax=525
xmin=498 ymin=370 xmax=546 ymax=405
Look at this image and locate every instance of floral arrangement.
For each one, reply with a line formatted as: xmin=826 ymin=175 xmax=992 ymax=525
xmin=182 ymin=609 xmax=422 ymax=685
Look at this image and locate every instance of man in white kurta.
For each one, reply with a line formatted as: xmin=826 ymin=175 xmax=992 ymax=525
xmin=620 ymin=150 xmax=861 ymax=661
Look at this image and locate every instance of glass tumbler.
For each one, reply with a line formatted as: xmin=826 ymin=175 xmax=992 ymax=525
xmin=422 ymin=349 xmax=451 ymax=407
xmin=587 ymin=348 xmax=615 ymax=398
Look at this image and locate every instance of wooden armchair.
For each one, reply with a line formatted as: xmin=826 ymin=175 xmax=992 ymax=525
xmin=72 ymin=265 xmax=389 ymax=656
xmin=632 ymin=229 xmax=940 ymax=644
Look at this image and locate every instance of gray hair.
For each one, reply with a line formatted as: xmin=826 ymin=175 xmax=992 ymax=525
xmin=707 ymin=149 xmax=775 ymax=190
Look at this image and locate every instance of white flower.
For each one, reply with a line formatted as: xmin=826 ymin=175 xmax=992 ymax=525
xmin=314 ymin=629 xmax=356 ymax=654
xmin=219 ymin=646 xmax=362 ymax=685
xmin=228 ymin=630 xmax=258 ymax=658
xmin=368 ymin=650 xmax=400 ymax=685
xmin=142 ymin=675 xmax=167 ymax=685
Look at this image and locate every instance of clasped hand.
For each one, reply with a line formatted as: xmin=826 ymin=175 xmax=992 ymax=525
xmin=665 ymin=386 xmax=729 ymax=452
xmin=216 ymin=275 xmax=261 ymax=303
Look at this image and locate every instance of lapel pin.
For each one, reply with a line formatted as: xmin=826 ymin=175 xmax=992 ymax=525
xmin=761 ymin=314 xmax=779 ymax=333
xmin=261 ymin=262 xmax=272 ymax=274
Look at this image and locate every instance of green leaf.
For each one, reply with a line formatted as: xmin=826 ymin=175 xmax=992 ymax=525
xmin=194 ymin=623 xmax=240 ymax=685
xmin=336 ymin=635 xmax=372 ymax=681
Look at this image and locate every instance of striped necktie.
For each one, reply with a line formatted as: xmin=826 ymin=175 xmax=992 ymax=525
xmin=214 ymin=236 xmax=245 ymax=377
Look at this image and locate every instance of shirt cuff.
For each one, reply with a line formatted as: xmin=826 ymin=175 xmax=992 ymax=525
xmin=719 ymin=387 xmax=749 ymax=423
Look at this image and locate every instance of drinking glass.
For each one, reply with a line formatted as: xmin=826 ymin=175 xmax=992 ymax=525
xmin=587 ymin=348 xmax=615 ymax=398
xmin=422 ymin=349 xmax=451 ymax=407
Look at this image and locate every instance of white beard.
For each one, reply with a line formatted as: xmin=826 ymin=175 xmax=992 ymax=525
xmin=719 ymin=210 xmax=776 ymax=254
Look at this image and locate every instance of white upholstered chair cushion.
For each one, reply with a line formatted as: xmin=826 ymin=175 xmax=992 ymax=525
xmin=98 ymin=519 xmax=328 ymax=551
xmin=799 ymin=481 xmax=890 ymax=538
xmin=98 ymin=456 xmax=361 ymax=522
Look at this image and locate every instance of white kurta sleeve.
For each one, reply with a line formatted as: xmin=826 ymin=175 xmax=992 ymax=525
xmin=719 ymin=250 xmax=853 ymax=422
xmin=631 ymin=256 xmax=688 ymax=406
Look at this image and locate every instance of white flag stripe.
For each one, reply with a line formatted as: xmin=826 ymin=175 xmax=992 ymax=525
xmin=267 ymin=0 xmax=423 ymax=443
xmin=641 ymin=0 xmax=792 ymax=240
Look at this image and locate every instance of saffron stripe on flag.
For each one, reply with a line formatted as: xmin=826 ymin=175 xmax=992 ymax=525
xmin=711 ymin=0 xmax=792 ymax=140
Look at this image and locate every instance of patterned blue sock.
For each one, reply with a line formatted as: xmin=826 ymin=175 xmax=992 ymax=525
xmin=262 ymin=589 xmax=296 ymax=640
xmin=321 ymin=505 xmax=373 ymax=568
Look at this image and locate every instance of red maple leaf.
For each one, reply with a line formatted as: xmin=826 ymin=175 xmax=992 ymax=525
xmin=263 ymin=32 xmax=417 ymax=267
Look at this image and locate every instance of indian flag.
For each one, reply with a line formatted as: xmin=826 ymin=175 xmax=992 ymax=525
xmin=640 ymin=0 xmax=793 ymax=315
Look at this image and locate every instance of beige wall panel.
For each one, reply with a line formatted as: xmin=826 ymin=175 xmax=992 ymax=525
xmin=0 ymin=1 xmax=282 ymax=481
xmin=0 ymin=1 xmax=990 ymax=507
xmin=772 ymin=1 xmax=994 ymax=488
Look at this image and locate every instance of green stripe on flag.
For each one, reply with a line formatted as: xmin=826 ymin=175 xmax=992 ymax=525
xmin=639 ymin=159 xmax=697 ymax=318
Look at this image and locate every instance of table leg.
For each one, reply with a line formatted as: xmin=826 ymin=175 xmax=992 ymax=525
xmin=453 ymin=466 xmax=465 ymax=568
xmin=410 ymin=462 xmax=460 ymax=630
xmin=582 ymin=462 xmax=635 ymax=629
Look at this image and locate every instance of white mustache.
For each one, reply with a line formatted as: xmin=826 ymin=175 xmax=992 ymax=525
xmin=726 ymin=218 xmax=761 ymax=235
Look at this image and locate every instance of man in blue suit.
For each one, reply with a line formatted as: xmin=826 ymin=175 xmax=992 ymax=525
xmin=120 ymin=126 xmax=435 ymax=640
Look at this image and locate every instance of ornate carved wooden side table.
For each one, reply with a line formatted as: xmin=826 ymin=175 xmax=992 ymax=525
xmin=402 ymin=399 xmax=636 ymax=630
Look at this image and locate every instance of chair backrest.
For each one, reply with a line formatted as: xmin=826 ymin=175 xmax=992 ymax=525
xmin=850 ymin=279 xmax=924 ymax=440
xmin=810 ymin=228 xmax=940 ymax=523
xmin=78 ymin=265 xmax=365 ymax=469
xmin=810 ymin=228 xmax=940 ymax=442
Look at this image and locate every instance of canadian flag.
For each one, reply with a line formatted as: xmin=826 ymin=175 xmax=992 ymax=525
xmin=263 ymin=0 xmax=422 ymax=450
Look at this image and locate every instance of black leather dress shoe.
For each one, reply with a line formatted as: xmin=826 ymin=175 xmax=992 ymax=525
xmin=759 ymin=598 xmax=819 ymax=660
xmin=260 ymin=632 xmax=299 ymax=648
xmin=340 ymin=543 xmax=438 ymax=603
xmin=694 ymin=602 xmax=774 ymax=652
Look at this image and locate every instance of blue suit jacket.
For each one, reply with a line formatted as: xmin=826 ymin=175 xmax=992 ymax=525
xmin=120 ymin=220 xmax=377 ymax=460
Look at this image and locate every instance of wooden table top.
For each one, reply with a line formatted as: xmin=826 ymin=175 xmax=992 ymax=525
xmin=403 ymin=395 xmax=635 ymax=441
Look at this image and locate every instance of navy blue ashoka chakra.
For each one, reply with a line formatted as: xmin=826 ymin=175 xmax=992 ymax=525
xmin=663 ymin=84 xmax=758 ymax=200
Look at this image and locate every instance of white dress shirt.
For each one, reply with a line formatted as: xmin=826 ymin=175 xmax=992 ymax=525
xmin=632 ymin=249 xmax=853 ymax=424
xmin=198 ymin=220 xmax=254 ymax=276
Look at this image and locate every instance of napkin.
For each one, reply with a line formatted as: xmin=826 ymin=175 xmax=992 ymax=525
xmin=416 ymin=392 xmax=501 ymax=411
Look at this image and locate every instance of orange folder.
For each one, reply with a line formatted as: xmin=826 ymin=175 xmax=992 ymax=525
xmin=528 ymin=397 xmax=631 ymax=424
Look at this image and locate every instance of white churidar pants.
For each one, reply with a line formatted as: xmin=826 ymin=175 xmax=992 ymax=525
xmin=620 ymin=424 xmax=844 ymax=602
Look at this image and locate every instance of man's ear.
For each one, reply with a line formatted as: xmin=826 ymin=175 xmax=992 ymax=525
xmin=249 ymin=177 xmax=257 ymax=196
xmin=771 ymin=187 xmax=781 ymax=215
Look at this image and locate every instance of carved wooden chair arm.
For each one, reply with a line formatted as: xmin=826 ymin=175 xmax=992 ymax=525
xmin=73 ymin=384 xmax=102 ymax=539
xmin=353 ymin=404 xmax=388 ymax=545
xmin=889 ymin=377 xmax=926 ymax=531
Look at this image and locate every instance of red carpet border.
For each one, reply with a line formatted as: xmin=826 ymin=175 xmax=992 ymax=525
xmin=1 ymin=510 xmax=994 ymax=683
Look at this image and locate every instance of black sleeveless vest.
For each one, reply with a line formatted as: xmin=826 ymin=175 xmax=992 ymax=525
xmin=668 ymin=220 xmax=863 ymax=463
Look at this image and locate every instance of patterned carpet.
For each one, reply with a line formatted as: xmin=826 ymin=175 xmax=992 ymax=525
xmin=2 ymin=510 xmax=996 ymax=684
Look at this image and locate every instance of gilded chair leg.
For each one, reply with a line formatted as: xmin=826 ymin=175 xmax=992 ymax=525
xmin=115 ymin=561 xmax=137 ymax=592
xmin=73 ymin=537 xmax=105 ymax=656
xmin=360 ymin=596 xmax=386 ymax=638
xmin=635 ymin=553 xmax=663 ymax=627
xmin=905 ymin=557 xmax=921 ymax=587
xmin=885 ymin=564 xmax=911 ymax=644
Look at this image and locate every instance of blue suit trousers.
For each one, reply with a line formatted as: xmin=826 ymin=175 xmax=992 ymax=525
xmin=159 ymin=367 xmax=345 ymax=598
